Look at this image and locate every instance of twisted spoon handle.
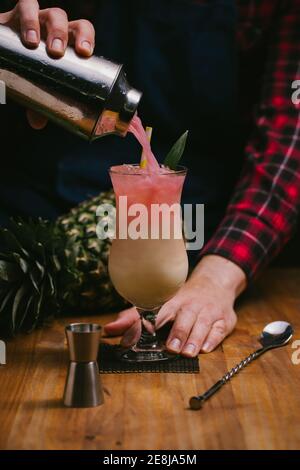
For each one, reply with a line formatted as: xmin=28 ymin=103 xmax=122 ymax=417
xmin=189 ymin=347 xmax=265 ymax=409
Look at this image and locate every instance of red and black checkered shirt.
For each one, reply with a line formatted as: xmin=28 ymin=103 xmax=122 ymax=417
xmin=201 ymin=0 xmax=300 ymax=280
xmin=73 ymin=0 xmax=300 ymax=280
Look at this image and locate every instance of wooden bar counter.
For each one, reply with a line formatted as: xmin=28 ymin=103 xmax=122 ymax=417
xmin=0 ymin=268 xmax=300 ymax=450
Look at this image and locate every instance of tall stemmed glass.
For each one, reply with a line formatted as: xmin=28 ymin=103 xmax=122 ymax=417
xmin=108 ymin=164 xmax=188 ymax=362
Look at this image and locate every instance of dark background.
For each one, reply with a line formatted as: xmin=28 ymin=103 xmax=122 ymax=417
xmin=0 ymin=0 xmax=299 ymax=269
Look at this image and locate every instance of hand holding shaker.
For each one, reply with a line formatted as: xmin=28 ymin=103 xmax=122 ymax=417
xmin=63 ymin=323 xmax=104 ymax=408
xmin=0 ymin=24 xmax=142 ymax=140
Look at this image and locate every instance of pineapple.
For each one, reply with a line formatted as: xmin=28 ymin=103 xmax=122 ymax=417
xmin=0 ymin=190 xmax=128 ymax=337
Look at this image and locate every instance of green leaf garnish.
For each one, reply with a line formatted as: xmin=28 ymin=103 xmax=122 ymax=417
xmin=163 ymin=130 xmax=189 ymax=170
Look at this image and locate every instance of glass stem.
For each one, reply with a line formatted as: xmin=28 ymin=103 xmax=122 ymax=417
xmin=135 ymin=307 xmax=160 ymax=351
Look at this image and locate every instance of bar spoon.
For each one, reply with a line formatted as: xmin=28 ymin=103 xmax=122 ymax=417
xmin=189 ymin=321 xmax=294 ymax=410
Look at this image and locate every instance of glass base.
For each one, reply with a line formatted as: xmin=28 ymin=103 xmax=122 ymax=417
xmin=117 ymin=307 xmax=178 ymax=363
xmin=119 ymin=347 xmax=177 ymax=363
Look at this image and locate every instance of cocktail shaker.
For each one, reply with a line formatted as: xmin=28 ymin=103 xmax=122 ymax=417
xmin=0 ymin=24 xmax=142 ymax=140
xmin=63 ymin=323 xmax=104 ymax=408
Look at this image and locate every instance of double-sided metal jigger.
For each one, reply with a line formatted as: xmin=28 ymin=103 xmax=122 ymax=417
xmin=63 ymin=323 xmax=104 ymax=408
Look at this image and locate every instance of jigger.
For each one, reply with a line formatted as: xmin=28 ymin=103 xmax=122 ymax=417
xmin=63 ymin=323 xmax=104 ymax=408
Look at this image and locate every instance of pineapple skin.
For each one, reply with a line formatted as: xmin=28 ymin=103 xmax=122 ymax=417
xmin=57 ymin=190 xmax=128 ymax=313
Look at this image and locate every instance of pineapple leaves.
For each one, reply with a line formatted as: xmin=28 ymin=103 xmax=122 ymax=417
xmin=0 ymin=227 xmax=29 ymax=258
xmin=20 ymin=284 xmax=46 ymax=333
xmin=52 ymin=254 xmax=61 ymax=272
xmin=163 ymin=130 xmax=189 ymax=170
xmin=0 ymin=218 xmax=66 ymax=336
xmin=36 ymin=282 xmax=45 ymax=321
xmin=0 ymin=260 xmax=22 ymax=282
xmin=12 ymin=284 xmax=30 ymax=332
xmin=13 ymin=254 xmax=29 ymax=274
xmin=18 ymin=295 xmax=35 ymax=331
xmin=46 ymin=272 xmax=54 ymax=296
xmin=9 ymin=220 xmax=36 ymax=253
xmin=0 ymin=286 xmax=18 ymax=314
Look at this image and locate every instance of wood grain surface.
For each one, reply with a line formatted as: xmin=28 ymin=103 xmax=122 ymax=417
xmin=0 ymin=268 xmax=300 ymax=450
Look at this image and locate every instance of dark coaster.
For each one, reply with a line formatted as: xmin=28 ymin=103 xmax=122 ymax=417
xmin=98 ymin=342 xmax=200 ymax=374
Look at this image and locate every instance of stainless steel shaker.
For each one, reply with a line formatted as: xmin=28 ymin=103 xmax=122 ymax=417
xmin=0 ymin=24 xmax=142 ymax=140
xmin=63 ymin=323 xmax=104 ymax=408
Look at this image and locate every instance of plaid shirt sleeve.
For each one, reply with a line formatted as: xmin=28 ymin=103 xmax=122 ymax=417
xmin=201 ymin=1 xmax=300 ymax=280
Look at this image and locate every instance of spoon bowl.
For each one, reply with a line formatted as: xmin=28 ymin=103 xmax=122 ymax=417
xmin=260 ymin=321 xmax=294 ymax=349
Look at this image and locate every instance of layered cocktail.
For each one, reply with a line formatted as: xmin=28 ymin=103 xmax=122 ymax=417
xmin=109 ymin=164 xmax=188 ymax=361
xmin=108 ymin=116 xmax=188 ymax=362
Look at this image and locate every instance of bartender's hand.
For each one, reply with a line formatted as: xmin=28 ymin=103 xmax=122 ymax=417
xmin=104 ymin=255 xmax=247 ymax=357
xmin=0 ymin=0 xmax=95 ymax=129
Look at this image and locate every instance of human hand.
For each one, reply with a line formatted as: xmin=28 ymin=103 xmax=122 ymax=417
xmin=0 ymin=0 xmax=95 ymax=129
xmin=104 ymin=255 xmax=247 ymax=356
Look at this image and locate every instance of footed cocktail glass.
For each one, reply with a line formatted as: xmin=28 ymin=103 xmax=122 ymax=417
xmin=108 ymin=164 xmax=188 ymax=362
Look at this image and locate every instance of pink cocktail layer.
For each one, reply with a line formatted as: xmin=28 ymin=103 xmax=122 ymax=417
xmin=110 ymin=165 xmax=186 ymax=208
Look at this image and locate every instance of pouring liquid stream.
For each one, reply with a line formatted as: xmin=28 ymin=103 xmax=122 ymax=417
xmin=128 ymin=114 xmax=161 ymax=172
